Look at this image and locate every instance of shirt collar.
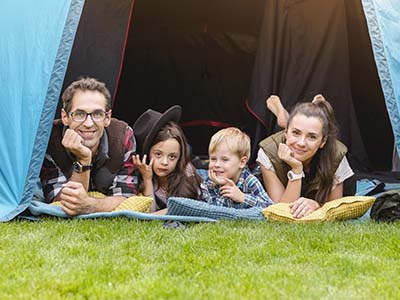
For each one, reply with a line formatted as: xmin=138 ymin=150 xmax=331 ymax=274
xmin=96 ymin=129 xmax=109 ymax=166
xmin=236 ymin=168 xmax=247 ymax=189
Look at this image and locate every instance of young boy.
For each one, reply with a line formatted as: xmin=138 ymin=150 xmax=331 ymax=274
xmin=200 ymin=127 xmax=272 ymax=208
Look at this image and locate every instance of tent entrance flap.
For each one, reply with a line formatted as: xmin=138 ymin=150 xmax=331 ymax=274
xmin=0 ymin=0 xmax=84 ymax=221
xmin=362 ymin=0 xmax=400 ymax=165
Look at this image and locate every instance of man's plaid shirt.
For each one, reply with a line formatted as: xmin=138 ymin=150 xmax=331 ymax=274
xmin=40 ymin=126 xmax=138 ymax=202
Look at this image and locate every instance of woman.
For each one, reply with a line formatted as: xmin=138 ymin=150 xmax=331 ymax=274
xmin=257 ymin=95 xmax=354 ymax=218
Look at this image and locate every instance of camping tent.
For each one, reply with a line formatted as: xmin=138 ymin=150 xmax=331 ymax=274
xmin=64 ymin=0 xmax=398 ymax=170
xmin=247 ymin=0 xmax=400 ymax=173
xmin=0 ymin=0 xmax=84 ymax=221
xmin=1 ymin=0 xmax=399 ymax=221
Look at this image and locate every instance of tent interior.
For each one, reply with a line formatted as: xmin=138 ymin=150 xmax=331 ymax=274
xmin=61 ymin=0 xmax=394 ymax=172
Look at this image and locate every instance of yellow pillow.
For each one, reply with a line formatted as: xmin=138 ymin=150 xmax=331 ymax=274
xmin=88 ymin=192 xmax=153 ymax=212
xmin=51 ymin=192 xmax=153 ymax=213
xmin=88 ymin=191 xmax=106 ymax=198
xmin=262 ymin=196 xmax=375 ymax=223
xmin=114 ymin=196 xmax=153 ymax=212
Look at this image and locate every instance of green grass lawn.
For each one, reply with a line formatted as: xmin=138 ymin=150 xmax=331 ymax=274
xmin=1 ymin=219 xmax=400 ymax=300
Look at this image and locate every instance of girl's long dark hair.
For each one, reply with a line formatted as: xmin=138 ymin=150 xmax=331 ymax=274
xmin=287 ymin=100 xmax=339 ymax=204
xmin=151 ymin=121 xmax=202 ymax=199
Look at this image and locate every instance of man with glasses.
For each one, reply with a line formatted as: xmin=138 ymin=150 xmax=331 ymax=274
xmin=40 ymin=77 xmax=138 ymax=215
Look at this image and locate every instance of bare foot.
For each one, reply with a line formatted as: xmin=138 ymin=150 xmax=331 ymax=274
xmin=266 ymin=95 xmax=289 ymax=128
xmin=312 ymin=94 xmax=326 ymax=104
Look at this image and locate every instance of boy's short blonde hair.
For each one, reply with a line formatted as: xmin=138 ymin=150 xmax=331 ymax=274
xmin=209 ymin=127 xmax=250 ymax=159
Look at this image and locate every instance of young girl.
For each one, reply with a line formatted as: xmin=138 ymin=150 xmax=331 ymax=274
xmin=133 ymin=105 xmax=202 ymax=214
xmin=258 ymin=95 xmax=354 ymax=218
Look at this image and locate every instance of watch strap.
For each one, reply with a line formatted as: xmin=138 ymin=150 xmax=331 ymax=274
xmin=287 ymin=170 xmax=305 ymax=181
xmin=73 ymin=161 xmax=92 ymax=173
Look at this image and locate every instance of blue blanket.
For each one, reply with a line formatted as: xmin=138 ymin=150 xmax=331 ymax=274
xmin=27 ymin=201 xmax=216 ymax=223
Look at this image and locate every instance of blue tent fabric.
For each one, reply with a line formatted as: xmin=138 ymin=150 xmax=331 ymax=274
xmin=356 ymin=179 xmax=385 ymax=196
xmin=362 ymin=0 xmax=400 ymax=156
xmin=0 ymin=0 xmax=84 ymax=221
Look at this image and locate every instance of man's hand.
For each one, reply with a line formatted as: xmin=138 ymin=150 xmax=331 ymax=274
xmin=133 ymin=154 xmax=153 ymax=181
xmin=62 ymin=128 xmax=92 ymax=163
xmin=289 ymin=197 xmax=321 ymax=218
xmin=59 ymin=181 xmax=95 ymax=216
xmin=220 ymin=178 xmax=245 ymax=203
xmin=278 ymin=143 xmax=303 ymax=172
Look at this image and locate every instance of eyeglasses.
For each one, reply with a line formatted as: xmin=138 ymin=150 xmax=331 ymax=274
xmin=69 ymin=109 xmax=109 ymax=122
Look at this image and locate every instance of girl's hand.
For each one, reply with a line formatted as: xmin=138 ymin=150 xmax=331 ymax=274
xmin=208 ymin=169 xmax=227 ymax=186
xmin=133 ymin=154 xmax=153 ymax=181
xmin=289 ymin=197 xmax=321 ymax=218
xmin=278 ymin=143 xmax=303 ymax=171
xmin=220 ymin=178 xmax=245 ymax=203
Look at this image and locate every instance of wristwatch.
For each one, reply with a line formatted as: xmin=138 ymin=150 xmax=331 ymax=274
xmin=287 ymin=170 xmax=305 ymax=182
xmin=72 ymin=161 xmax=92 ymax=173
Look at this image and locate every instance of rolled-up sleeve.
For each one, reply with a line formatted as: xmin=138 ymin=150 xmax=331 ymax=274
xmin=40 ymin=154 xmax=67 ymax=203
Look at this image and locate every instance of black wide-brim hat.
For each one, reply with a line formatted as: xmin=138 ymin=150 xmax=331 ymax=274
xmin=133 ymin=105 xmax=182 ymax=155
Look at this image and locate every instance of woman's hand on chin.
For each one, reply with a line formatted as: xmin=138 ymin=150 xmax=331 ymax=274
xmin=278 ymin=143 xmax=303 ymax=171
